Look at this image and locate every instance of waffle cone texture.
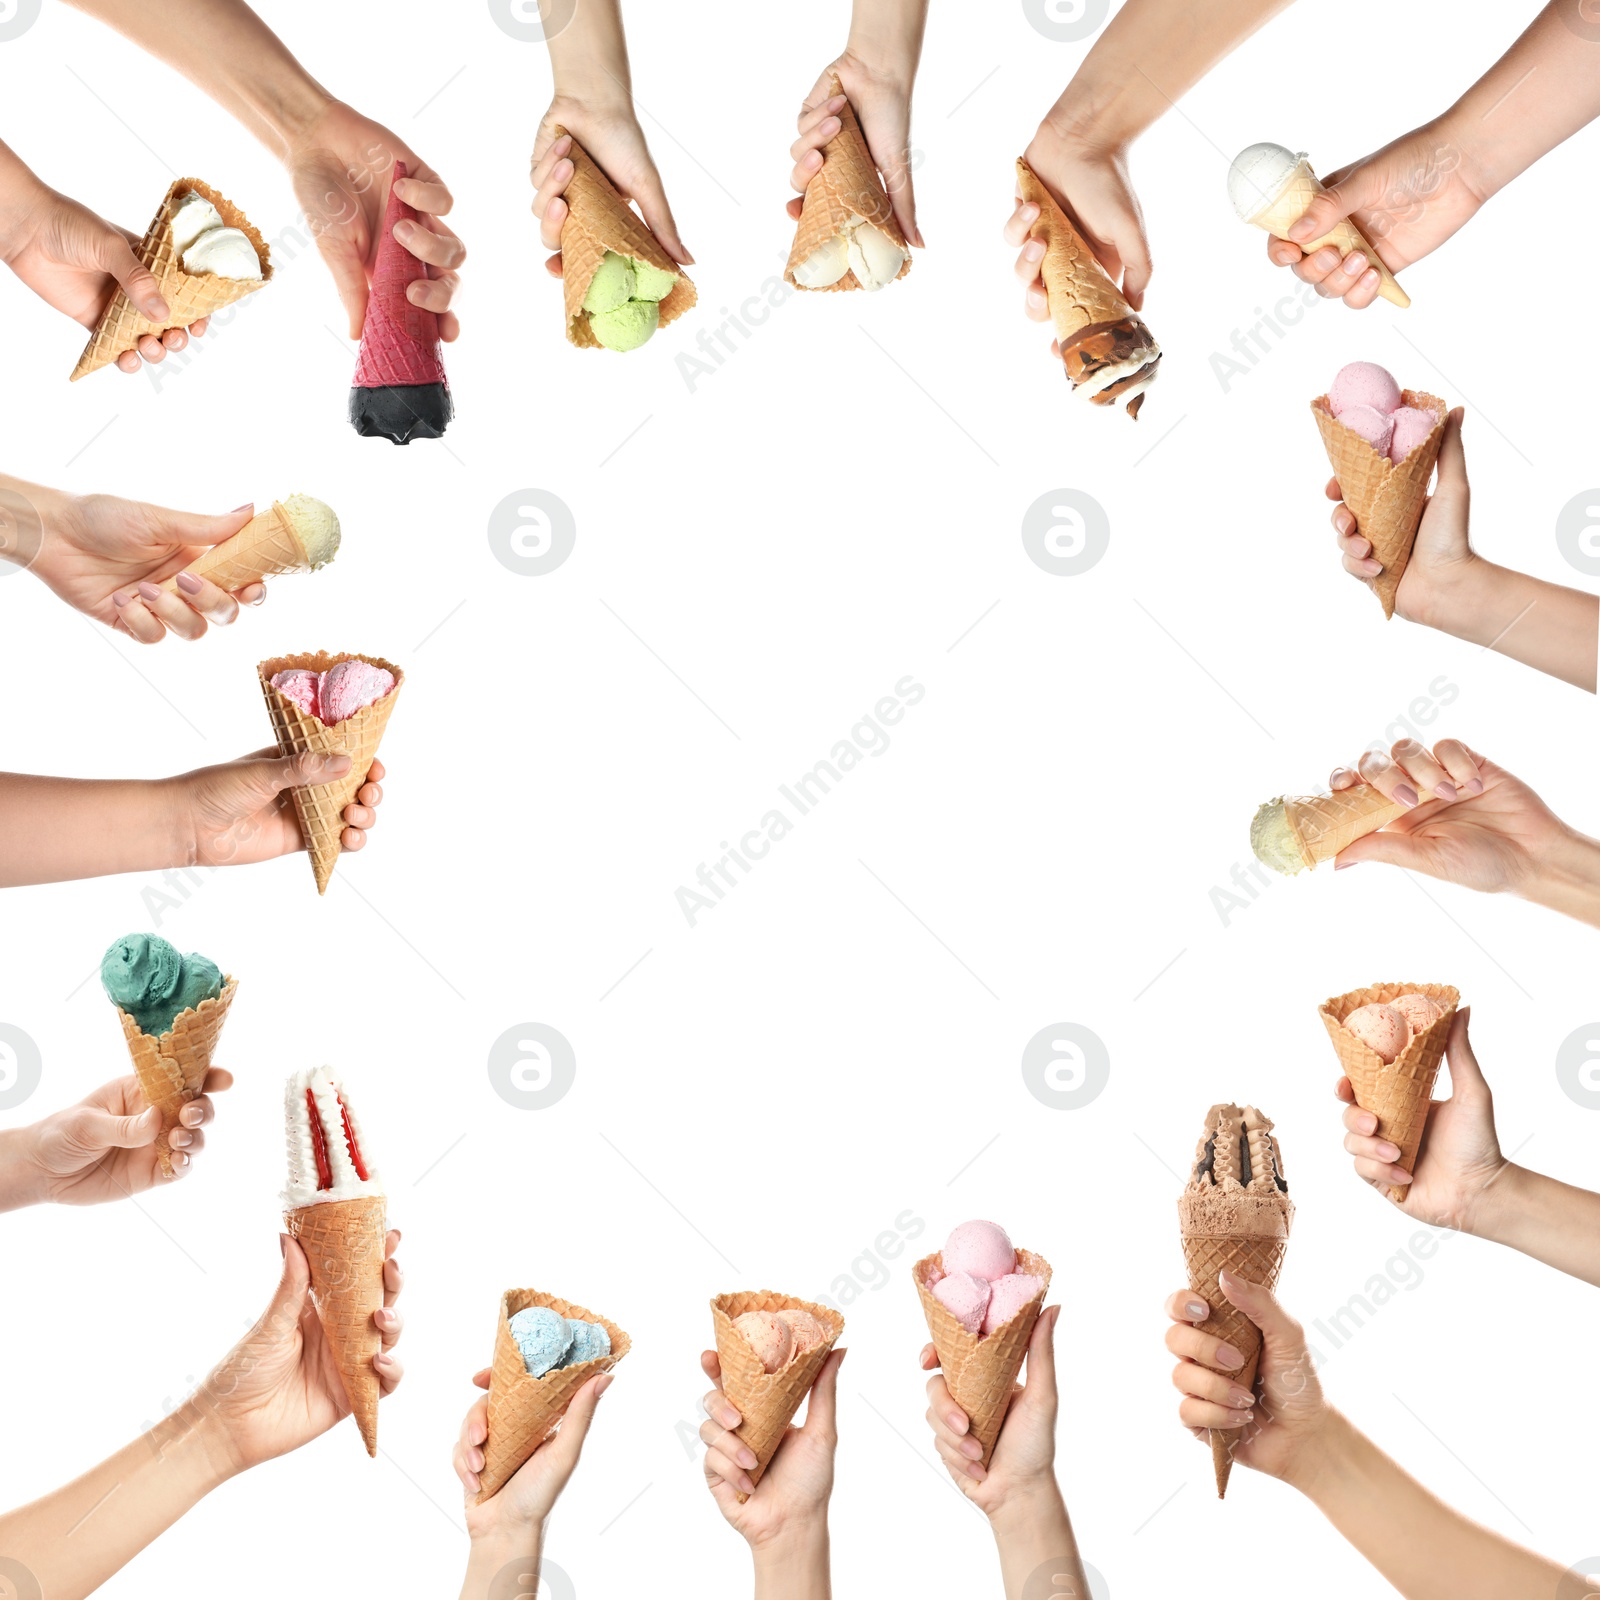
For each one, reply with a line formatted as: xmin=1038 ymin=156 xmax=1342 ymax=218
xmin=1015 ymin=158 xmax=1139 ymax=346
xmin=1288 ymin=785 xmax=1406 ymax=869
xmin=476 ymin=1288 xmax=631 ymax=1502
xmin=711 ymin=1291 xmax=845 ymax=1500
xmin=1312 ymin=391 xmax=1446 ymax=618
xmin=554 ymin=130 xmax=696 ymax=347
xmin=913 ymin=1248 xmax=1051 ymax=1466
xmin=160 ymin=503 xmax=315 ymax=597
xmin=285 ymin=1194 xmax=387 ymax=1455
xmin=257 ymin=651 xmax=403 ymax=894
xmin=70 ymin=179 xmax=271 ymax=381
xmin=115 ymin=976 xmax=237 ymax=1177
xmin=1319 ymin=982 xmax=1460 ymax=1201
xmin=784 ymin=76 xmax=909 ymax=292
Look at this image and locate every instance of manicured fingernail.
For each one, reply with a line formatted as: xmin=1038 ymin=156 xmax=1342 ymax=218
xmin=138 ymin=582 xmax=162 ymax=601
xmin=961 ymin=1437 xmax=983 ymax=1459
xmin=1466 ymin=778 xmax=1484 ymax=795
xmin=718 ymin=1404 xmax=740 ymax=1428
xmin=232 ymin=502 xmax=252 ymax=514
xmin=1433 ymin=782 xmax=1457 ymax=802
xmin=1344 ymin=253 xmax=1366 ymax=276
xmin=967 ymin=1462 xmax=987 ymax=1480
xmin=1330 ymin=767 xmax=1356 ymax=786
xmin=595 ymin=1373 xmax=614 ymax=1396
xmin=1313 ymin=247 xmax=1340 ymax=269
xmin=737 ymin=1474 xmax=755 ymax=1495
xmin=1215 ymin=1344 xmax=1244 ymax=1369
xmin=738 ymin=1447 xmax=758 ymax=1469
xmin=279 ymin=1233 xmax=288 ymax=1256
xmin=947 ymin=1411 xmax=968 ymax=1434
xmin=112 ymin=590 xmax=129 ymax=607
xmin=1184 ymin=1299 xmax=1207 ymax=1320
xmin=1333 ymin=857 xmax=1356 ymax=870
xmin=175 ymin=572 xmax=202 ymax=594
xmin=1361 ymin=269 xmax=1379 ymax=289
xmin=1025 ymin=239 xmax=1044 ymax=260
xmin=1378 ymin=1142 xmax=1401 ymax=1161
xmin=394 ymin=218 xmax=416 ymax=240
xmin=1358 ymin=1113 xmax=1377 ymax=1133
xmin=1390 ymin=1168 xmax=1413 ymax=1185
xmin=1394 ymin=784 xmax=1420 ymax=808
xmin=1287 ymin=217 xmax=1314 ymax=241
xmin=1229 ymin=1388 xmax=1256 ymax=1409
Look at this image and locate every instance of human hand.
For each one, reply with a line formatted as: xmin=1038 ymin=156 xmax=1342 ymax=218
xmin=454 ymin=1364 xmax=611 ymax=1535
xmin=699 ymin=1345 xmax=842 ymax=1547
xmin=1 ymin=179 xmax=207 ymax=371
xmin=285 ymin=101 xmax=461 ymax=342
xmin=1165 ymin=1274 xmax=1329 ymax=1484
xmin=530 ymin=106 xmax=691 ymax=282
xmin=1329 ymin=742 xmax=1567 ymax=897
xmin=1330 ymin=407 xmax=1475 ymax=626
xmin=16 ymin=484 xmax=264 ymax=638
xmin=1006 ymin=126 xmax=1149 ymax=334
xmin=17 ymin=1069 xmax=231 ymax=1206
xmin=190 ymin=1228 xmax=403 ymax=1474
xmin=1337 ymin=1008 xmax=1508 ymax=1232
xmin=919 ymin=1304 xmax=1058 ymax=1514
xmin=789 ymin=56 xmax=921 ymax=247
xmin=1264 ymin=122 xmax=1485 ymax=309
xmin=175 ymin=750 xmax=385 ymax=869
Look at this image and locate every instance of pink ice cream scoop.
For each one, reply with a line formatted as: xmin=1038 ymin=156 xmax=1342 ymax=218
xmin=320 ymin=659 xmax=395 ymax=724
xmin=1338 ymin=403 xmax=1395 ymax=456
xmin=1345 ymin=1003 xmax=1409 ymax=1063
xmin=1388 ymin=405 xmax=1437 ymax=464
xmin=932 ymin=1271 xmax=992 ymax=1336
xmin=775 ymin=1308 xmax=827 ymax=1356
xmin=1390 ymin=992 xmax=1442 ymax=1032
xmin=981 ymin=1272 xmax=1045 ymax=1335
xmin=271 ymin=668 xmax=322 ymax=719
xmin=942 ymin=1220 xmax=1016 ymax=1282
xmin=1329 ymin=362 xmax=1401 ymax=417
xmin=734 ymin=1310 xmax=794 ymax=1373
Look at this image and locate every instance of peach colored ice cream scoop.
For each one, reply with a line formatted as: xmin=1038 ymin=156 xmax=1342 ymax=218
xmin=931 ymin=1271 xmax=992 ymax=1336
xmin=1390 ymin=992 xmax=1442 ymax=1031
xmin=942 ymin=1220 xmax=1016 ymax=1281
xmin=981 ymin=1272 xmax=1045 ymax=1335
xmin=733 ymin=1310 xmax=794 ymax=1374
xmin=775 ymin=1308 xmax=827 ymax=1356
xmin=1345 ymin=1003 xmax=1409 ymax=1063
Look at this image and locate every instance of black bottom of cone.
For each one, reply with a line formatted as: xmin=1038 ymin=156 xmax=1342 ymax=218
xmin=348 ymin=383 xmax=454 ymax=444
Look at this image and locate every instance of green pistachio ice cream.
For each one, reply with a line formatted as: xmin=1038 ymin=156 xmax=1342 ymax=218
xmin=582 ymin=249 xmax=677 ymax=352
xmin=101 ymin=933 xmax=222 ymax=1038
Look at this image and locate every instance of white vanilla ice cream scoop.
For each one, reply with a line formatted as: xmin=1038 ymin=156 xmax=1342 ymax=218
xmin=183 ymin=225 xmax=262 ymax=280
xmin=1227 ymin=142 xmax=1304 ymax=224
xmin=171 ymin=194 xmax=225 ymax=254
xmin=793 ymin=215 xmax=909 ymax=291
xmin=284 ymin=1066 xmax=383 ymax=1208
xmin=282 ymin=494 xmax=341 ymax=568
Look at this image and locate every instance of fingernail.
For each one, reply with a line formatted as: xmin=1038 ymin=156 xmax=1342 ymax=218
xmin=595 ymin=1373 xmax=614 ymax=1395
xmin=1215 ymin=1344 xmax=1244 ymax=1369
xmin=232 ymin=502 xmax=252 ymax=514
xmin=738 ymin=1447 xmax=759 ymax=1469
xmin=1314 ymin=248 xmax=1340 ymax=269
xmin=279 ymin=1233 xmax=288 ymax=1257
xmin=112 ymin=590 xmax=129 ymax=607
xmin=137 ymin=582 xmax=162 ymax=601
xmin=1359 ymin=1113 xmax=1377 ymax=1134
xmin=1287 ymin=218 xmax=1314 ymax=241
xmin=1330 ymin=767 xmax=1355 ymax=786
xmin=947 ymin=1411 xmax=968 ymax=1434
xmin=1394 ymin=784 xmax=1420 ymax=808
xmin=1333 ymin=857 xmax=1356 ymax=870
xmin=394 ymin=218 xmax=415 ymax=240
xmin=961 ymin=1438 xmax=983 ymax=1459
xmin=1229 ymin=1388 xmax=1256 ymax=1409
xmin=1433 ymin=782 xmax=1457 ymax=802
xmin=1361 ymin=269 xmax=1379 ymax=289
xmin=1466 ymin=778 xmax=1484 ymax=795
xmin=1184 ymin=1299 xmax=1207 ymax=1320
xmin=737 ymin=1474 xmax=755 ymax=1496
xmin=1025 ymin=239 xmax=1044 ymax=260
xmin=1378 ymin=1143 xmax=1401 ymax=1162
xmin=1344 ymin=253 xmax=1366 ymax=276
xmin=1391 ymin=1168 xmax=1414 ymax=1185
xmin=175 ymin=572 xmax=202 ymax=594
xmin=967 ymin=1463 xmax=987 ymax=1481
xmin=719 ymin=1405 xmax=741 ymax=1429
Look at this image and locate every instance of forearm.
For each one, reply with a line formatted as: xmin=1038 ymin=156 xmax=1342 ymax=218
xmin=60 ymin=0 xmax=330 ymax=156
xmin=0 ymin=140 xmax=47 ymax=262
xmin=1519 ymin=823 xmax=1600 ymax=929
xmin=1418 ymin=557 xmax=1598 ymax=691
xmin=987 ymin=1480 xmax=1089 ymax=1600
xmin=751 ymin=1520 xmax=831 ymax=1600
xmin=0 ymin=773 xmax=187 ymax=887
xmin=846 ymin=0 xmax=928 ymax=81
xmin=0 ymin=1126 xmax=46 ymax=1212
xmin=1287 ymin=1410 xmax=1569 ymax=1598
xmin=1042 ymin=0 xmax=1291 ymax=150
xmin=1441 ymin=4 xmax=1600 ymax=201
xmin=543 ymin=0 xmax=632 ymax=106
xmin=459 ymin=1526 xmax=545 ymax=1600
xmin=0 ymin=1405 xmax=232 ymax=1599
xmin=1471 ymin=1163 xmax=1600 ymax=1287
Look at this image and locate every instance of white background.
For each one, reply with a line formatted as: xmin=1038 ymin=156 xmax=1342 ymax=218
xmin=2 ymin=1 xmax=1598 ymax=1596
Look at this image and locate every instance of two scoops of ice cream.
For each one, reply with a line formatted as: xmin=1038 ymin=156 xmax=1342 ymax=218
xmin=581 ymin=250 xmax=682 ymax=351
xmin=102 ymin=932 xmax=222 ymax=1035
xmin=171 ymin=191 xmax=264 ymax=281
xmin=730 ymin=1306 xmax=831 ymax=1372
xmin=1342 ymin=992 xmax=1443 ymax=1063
xmin=269 ymin=659 xmax=395 ymax=725
xmin=508 ymin=1306 xmax=613 ymax=1375
xmin=925 ymin=1220 xmax=1046 ymax=1337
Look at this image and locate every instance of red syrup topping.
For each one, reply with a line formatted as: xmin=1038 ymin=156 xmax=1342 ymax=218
xmin=307 ymin=1088 xmax=333 ymax=1190
xmin=340 ymin=1097 xmax=369 ymax=1181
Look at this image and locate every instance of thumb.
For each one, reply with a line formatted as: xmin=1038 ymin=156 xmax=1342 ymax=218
xmin=874 ymin=141 xmax=919 ymax=249
xmin=627 ymin=166 xmax=691 ymax=266
xmin=1019 ymin=1304 xmax=1059 ymax=1409
xmin=317 ymin=235 xmax=371 ymax=341
xmin=1428 ymin=408 xmax=1469 ymax=507
xmin=537 ymin=1372 xmax=611 ymax=1475
xmin=1442 ymin=1006 xmax=1490 ymax=1098
xmin=77 ymin=1103 xmax=162 ymax=1150
xmin=800 ymin=1347 xmax=845 ymax=1436
xmin=266 ymin=1234 xmax=314 ymax=1327
xmin=154 ymin=502 xmax=257 ymax=551
xmin=96 ymin=230 xmax=169 ymax=322
xmin=271 ymin=749 xmax=353 ymax=793
xmin=1285 ymin=166 xmax=1381 ymax=245
xmin=1218 ymin=1272 xmax=1302 ymax=1362
xmin=1333 ymin=826 xmax=1430 ymax=874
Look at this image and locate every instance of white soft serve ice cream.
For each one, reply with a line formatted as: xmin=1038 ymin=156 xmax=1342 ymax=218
xmin=1227 ymin=142 xmax=1303 ymax=225
xmin=172 ymin=190 xmax=263 ymax=280
xmin=284 ymin=1066 xmax=383 ymax=1207
xmin=793 ymin=215 xmax=909 ymax=291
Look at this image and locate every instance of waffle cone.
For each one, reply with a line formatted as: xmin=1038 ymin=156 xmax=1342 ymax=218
xmin=1275 ymin=785 xmax=1406 ymax=871
xmin=785 ymin=75 xmax=909 ymax=292
xmin=1246 ymin=160 xmax=1408 ymax=308
xmin=1318 ymin=982 xmax=1459 ymax=1201
xmin=69 ymin=179 xmax=271 ymax=381
xmin=710 ymin=1291 xmax=845 ymax=1501
xmin=554 ymin=130 xmax=696 ymax=347
xmin=159 ymin=503 xmax=312 ymax=597
xmin=1312 ymin=391 xmax=1447 ymax=617
xmin=285 ymin=1194 xmax=387 ymax=1455
xmin=115 ymin=976 xmax=237 ymax=1177
xmin=913 ymin=1248 xmax=1051 ymax=1465
xmin=476 ymin=1287 xmax=631 ymax=1502
xmin=257 ymin=652 xmax=403 ymax=894
xmin=1015 ymin=158 xmax=1137 ymax=342
xmin=1177 ymin=1196 xmax=1291 ymax=1497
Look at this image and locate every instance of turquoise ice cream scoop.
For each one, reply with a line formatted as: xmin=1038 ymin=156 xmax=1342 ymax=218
xmin=559 ymin=1318 xmax=612 ymax=1367
xmin=101 ymin=933 xmax=222 ymax=1037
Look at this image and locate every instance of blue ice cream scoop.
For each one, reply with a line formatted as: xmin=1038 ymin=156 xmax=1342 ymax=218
xmin=508 ymin=1307 xmax=574 ymax=1376
xmin=101 ymin=933 xmax=222 ymax=1037
xmin=559 ymin=1318 xmax=612 ymax=1367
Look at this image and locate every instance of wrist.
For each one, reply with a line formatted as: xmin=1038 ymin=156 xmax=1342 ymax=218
xmin=749 ymin=1510 xmax=830 ymax=1564
xmin=154 ymin=775 xmax=201 ymax=870
xmin=0 ymin=1124 xmax=48 ymax=1211
xmin=1400 ymin=550 xmax=1493 ymax=636
xmin=986 ymin=1472 xmax=1066 ymax=1536
xmin=1519 ymin=824 xmax=1600 ymax=925
xmin=148 ymin=1397 xmax=243 ymax=1492
xmin=1277 ymin=1406 xmax=1354 ymax=1499
xmin=1038 ymin=80 xmax=1140 ymax=160
xmin=840 ymin=25 xmax=922 ymax=89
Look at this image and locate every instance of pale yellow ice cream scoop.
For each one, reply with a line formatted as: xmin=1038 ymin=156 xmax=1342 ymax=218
xmin=160 ymin=494 xmax=340 ymax=596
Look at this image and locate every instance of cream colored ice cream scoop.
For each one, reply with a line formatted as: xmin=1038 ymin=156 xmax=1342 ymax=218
xmin=160 ymin=494 xmax=340 ymax=596
xmin=792 ymin=215 xmax=908 ymax=291
xmin=1251 ymin=784 xmax=1404 ymax=876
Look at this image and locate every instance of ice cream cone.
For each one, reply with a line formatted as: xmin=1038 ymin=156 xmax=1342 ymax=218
xmin=913 ymin=1247 xmax=1051 ymax=1465
xmin=554 ymin=130 xmax=696 ymax=347
xmin=70 ymin=179 xmax=271 ymax=381
xmin=1318 ymin=982 xmax=1459 ymax=1201
xmin=1312 ymin=391 xmax=1447 ymax=617
xmin=784 ymin=76 xmax=909 ymax=293
xmin=114 ymin=976 xmax=237 ymax=1177
xmin=1253 ymin=784 xmax=1406 ymax=876
xmin=257 ymin=652 xmax=403 ymax=895
xmin=1178 ymin=1104 xmax=1293 ymax=1498
xmin=158 ymin=502 xmax=321 ymax=597
xmin=710 ymin=1292 xmax=845 ymax=1501
xmin=285 ymin=1194 xmax=388 ymax=1455
xmin=1244 ymin=158 xmax=1408 ymax=309
xmin=476 ymin=1288 xmax=631 ymax=1502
